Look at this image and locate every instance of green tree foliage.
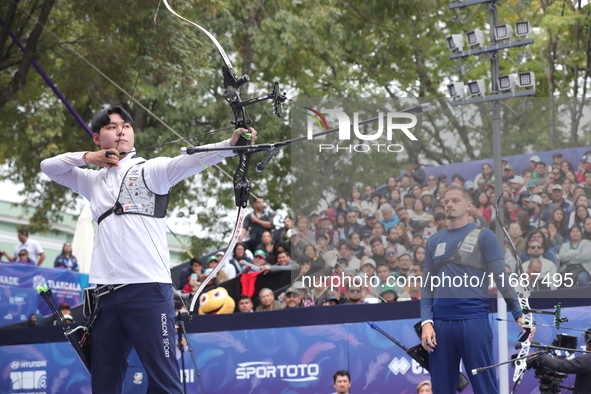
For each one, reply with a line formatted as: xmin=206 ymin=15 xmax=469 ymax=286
xmin=1 ymin=0 xmax=590 ymax=253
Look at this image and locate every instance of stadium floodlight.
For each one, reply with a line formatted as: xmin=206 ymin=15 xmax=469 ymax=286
xmin=497 ymin=74 xmax=516 ymax=91
xmin=494 ymin=24 xmax=513 ymax=41
xmin=514 ymin=21 xmax=531 ymax=37
xmin=467 ymin=79 xmax=486 ymax=96
xmin=446 ymin=34 xmax=464 ymax=52
xmin=447 ymin=82 xmax=465 ymax=100
xmin=466 ymin=29 xmax=485 ymax=47
xmin=516 ymin=72 xmax=535 ymax=88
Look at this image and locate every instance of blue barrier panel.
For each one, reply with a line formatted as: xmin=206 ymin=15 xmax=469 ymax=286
xmin=2 ymin=304 xmax=590 ymax=393
xmin=0 ymin=262 xmax=89 ymax=327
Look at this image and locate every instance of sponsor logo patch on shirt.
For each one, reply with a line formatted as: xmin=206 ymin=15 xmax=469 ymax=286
xmin=435 ymin=242 xmax=446 ymax=257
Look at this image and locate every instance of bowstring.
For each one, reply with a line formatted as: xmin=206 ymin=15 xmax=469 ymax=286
xmin=11 ymin=0 xmax=261 ymax=310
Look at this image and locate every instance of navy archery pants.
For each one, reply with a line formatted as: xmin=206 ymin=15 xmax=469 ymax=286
xmin=429 ymin=318 xmax=498 ymax=394
xmin=90 ymin=283 xmax=182 ymax=394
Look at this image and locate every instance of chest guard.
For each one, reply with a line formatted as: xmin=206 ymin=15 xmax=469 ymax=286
xmin=97 ymin=161 xmax=170 ymax=225
xmin=435 ymin=226 xmax=487 ymax=273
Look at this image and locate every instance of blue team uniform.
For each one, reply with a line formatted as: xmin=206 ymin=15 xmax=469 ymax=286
xmin=420 ymin=223 xmax=522 ymax=393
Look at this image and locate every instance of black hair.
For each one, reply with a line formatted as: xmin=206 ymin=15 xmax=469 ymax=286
xmin=333 ymin=370 xmax=351 ymax=383
xmin=17 ymin=229 xmax=28 ymax=236
xmin=190 ymin=257 xmax=202 ymax=265
xmin=91 ymin=105 xmax=134 ymax=134
xmin=238 ymin=295 xmax=252 ymax=302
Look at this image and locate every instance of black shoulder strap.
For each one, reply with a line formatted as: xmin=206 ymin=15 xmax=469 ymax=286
xmin=97 ymin=161 xmax=146 ymax=225
xmin=433 ymin=225 xmax=484 ymax=275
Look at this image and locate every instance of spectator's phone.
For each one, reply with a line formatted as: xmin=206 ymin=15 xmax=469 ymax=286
xmin=191 ymin=273 xmax=197 ymax=281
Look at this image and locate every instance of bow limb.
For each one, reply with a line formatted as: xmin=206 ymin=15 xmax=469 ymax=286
xmin=494 ymin=194 xmax=534 ymax=393
xmin=189 ymin=207 xmax=245 ymax=313
xmin=162 ymin=0 xmax=234 ymax=71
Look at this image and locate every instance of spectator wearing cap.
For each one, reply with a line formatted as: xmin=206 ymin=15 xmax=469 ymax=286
xmin=322 ymin=295 xmax=341 ymax=306
xmin=337 ymin=239 xmax=361 ymax=272
xmin=282 ymin=286 xmax=304 ymax=308
xmin=464 ymin=181 xmax=475 ymax=196
xmin=256 ymin=288 xmax=283 ymax=311
xmin=375 ymin=264 xmax=397 ymax=298
xmin=527 ymin=179 xmax=539 ymax=195
xmin=502 ymin=164 xmax=516 ymax=183
xmin=509 ymin=175 xmax=526 ymax=201
xmin=380 ymin=204 xmax=400 ymax=230
xmin=4 ymin=229 xmax=45 ymax=266
xmin=576 ymin=152 xmax=591 ymax=183
xmin=209 ymin=251 xmax=235 ymax=280
xmin=404 ymin=159 xmax=426 ymax=185
xmin=474 ymin=163 xmax=494 ymax=186
xmin=532 ymin=161 xmax=549 ymax=185
xmin=552 ymin=152 xmax=563 ymax=167
xmin=551 ymin=184 xmax=572 ymax=211
xmin=239 ymin=197 xmax=275 ymax=253
xmin=241 ymin=249 xmax=267 ymax=273
xmin=522 ymin=239 xmax=558 ymax=290
xmin=313 ymin=215 xmax=337 ymax=246
xmin=359 ymin=212 xmax=378 ymax=235
xmin=529 ymin=155 xmax=541 ymax=170
xmin=59 ymin=302 xmax=71 ymax=316
xmin=339 ymin=210 xmax=362 ymax=239
xmin=402 ymin=193 xmax=415 ymax=212
xmin=527 ymin=194 xmax=551 ymax=228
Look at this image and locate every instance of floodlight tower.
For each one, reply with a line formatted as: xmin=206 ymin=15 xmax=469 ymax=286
xmin=447 ymin=2 xmax=535 ymax=393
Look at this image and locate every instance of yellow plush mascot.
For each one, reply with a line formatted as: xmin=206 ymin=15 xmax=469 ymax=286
xmin=198 ymin=287 xmax=235 ymax=315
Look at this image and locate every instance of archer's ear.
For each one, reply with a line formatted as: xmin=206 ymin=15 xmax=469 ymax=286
xmin=92 ymin=133 xmax=101 ymax=146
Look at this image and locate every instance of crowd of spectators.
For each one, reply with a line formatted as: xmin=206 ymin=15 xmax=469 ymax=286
xmin=0 ymin=229 xmax=79 ymax=271
xmin=7 ymin=151 xmax=591 ymax=315
xmin=179 ymin=151 xmax=591 ymax=313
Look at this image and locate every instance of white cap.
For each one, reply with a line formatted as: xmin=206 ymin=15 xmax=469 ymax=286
xmin=527 ymin=195 xmax=542 ymax=205
xmin=530 ymin=155 xmax=541 ymax=163
xmin=510 ymin=175 xmax=525 ymax=185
